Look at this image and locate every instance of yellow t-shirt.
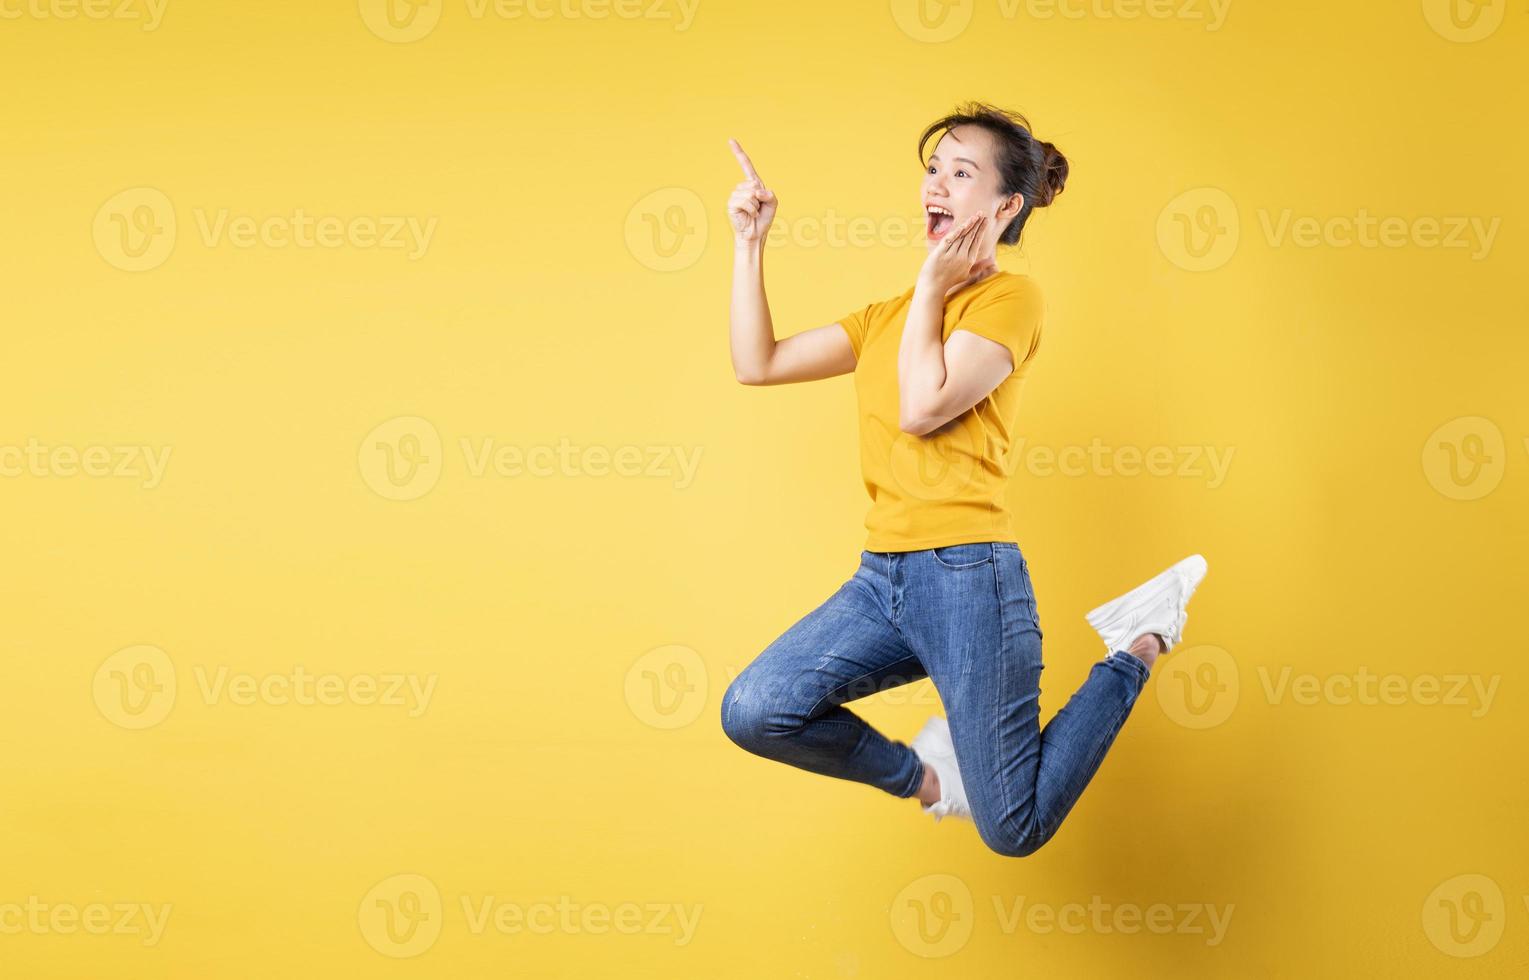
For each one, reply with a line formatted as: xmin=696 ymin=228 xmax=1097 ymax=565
xmin=837 ymin=271 xmax=1045 ymax=552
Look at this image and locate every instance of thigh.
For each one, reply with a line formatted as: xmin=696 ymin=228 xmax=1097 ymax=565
xmin=901 ymin=543 xmax=1044 ymax=811
xmin=729 ymin=560 xmax=926 ymax=720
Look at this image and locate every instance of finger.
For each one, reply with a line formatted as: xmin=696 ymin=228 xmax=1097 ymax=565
xmin=962 ymin=215 xmax=986 ymax=259
xmin=966 ymin=214 xmax=991 ymax=257
xmin=728 ymin=138 xmax=764 ymax=186
xmin=945 ymin=213 xmax=979 ymax=252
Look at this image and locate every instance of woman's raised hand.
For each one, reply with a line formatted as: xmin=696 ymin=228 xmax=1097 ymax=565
xmin=919 ymin=211 xmax=1000 ymax=298
xmin=727 ymin=138 xmax=778 ymax=244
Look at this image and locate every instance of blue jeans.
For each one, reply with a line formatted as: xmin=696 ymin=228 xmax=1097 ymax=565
xmin=720 ymin=542 xmax=1152 ymax=857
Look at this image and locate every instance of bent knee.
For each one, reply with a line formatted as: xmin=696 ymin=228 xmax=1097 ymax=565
xmin=975 ymin=816 xmax=1051 ymax=859
xmin=720 ymin=675 xmax=770 ymax=750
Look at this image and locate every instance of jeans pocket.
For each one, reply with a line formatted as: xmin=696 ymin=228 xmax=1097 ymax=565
xmin=930 ymin=542 xmax=995 ymax=569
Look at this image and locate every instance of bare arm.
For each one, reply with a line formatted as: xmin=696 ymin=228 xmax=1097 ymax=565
xmin=898 ymin=211 xmax=1014 ymax=435
xmin=727 ymin=139 xmax=857 ymax=386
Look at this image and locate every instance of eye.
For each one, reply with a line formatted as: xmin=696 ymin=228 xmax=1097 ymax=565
xmin=955 ymin=169 xmax=971 ymax=178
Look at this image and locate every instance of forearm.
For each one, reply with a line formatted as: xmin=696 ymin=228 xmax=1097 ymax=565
xmin=729 ymin=241 xmax=776 ymax=383
xmin=897 ymin=278 xmax=948 ymax=428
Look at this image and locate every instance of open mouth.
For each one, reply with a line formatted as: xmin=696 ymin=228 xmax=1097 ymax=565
xmin=926 ymin=205 xmax=954 ymax=240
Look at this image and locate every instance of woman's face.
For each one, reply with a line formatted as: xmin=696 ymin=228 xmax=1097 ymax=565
xmin=922 ymin=125 xmax=1020 ymax=251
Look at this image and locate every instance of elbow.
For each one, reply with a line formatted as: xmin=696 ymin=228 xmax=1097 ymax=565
xmin=899 ymin=408 xmax=937 ymax=437
xmin=734 ymin=367 xmax=768 ymax=386
xmin=899 ymin=387 xmax=943 ymax=436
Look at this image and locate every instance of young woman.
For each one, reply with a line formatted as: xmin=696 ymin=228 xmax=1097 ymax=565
xmin=720 ymin=102 xmax=1208 ymax=857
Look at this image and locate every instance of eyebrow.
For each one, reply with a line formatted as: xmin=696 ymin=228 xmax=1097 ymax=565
xmin=928 ymin=154 xmax=981 ymax=171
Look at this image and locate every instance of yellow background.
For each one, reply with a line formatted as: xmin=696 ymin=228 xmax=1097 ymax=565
xmin=2 ymin=0 xmax=1526 ymax=976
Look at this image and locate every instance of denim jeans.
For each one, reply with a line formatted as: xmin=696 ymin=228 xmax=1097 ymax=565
xmin=720 ymin=541 xmax=1152 ymax=857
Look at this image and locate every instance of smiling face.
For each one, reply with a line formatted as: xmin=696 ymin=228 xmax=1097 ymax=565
xmin=922 ymin=125 xmax=1022 ymax=250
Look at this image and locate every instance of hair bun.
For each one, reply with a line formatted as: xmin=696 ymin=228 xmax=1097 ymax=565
xmin=1035 ymin=138 xmax=1069 ymax=207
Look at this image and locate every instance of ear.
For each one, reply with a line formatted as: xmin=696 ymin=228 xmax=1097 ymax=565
xmin=1001 ymin=192 xmax=1025 ymax=220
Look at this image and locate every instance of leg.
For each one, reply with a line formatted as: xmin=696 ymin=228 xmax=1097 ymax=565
xmin=721 ymin=554 xmax=927 ymax=798
xmin=901 ymin=543 xmax=1152 ymax=856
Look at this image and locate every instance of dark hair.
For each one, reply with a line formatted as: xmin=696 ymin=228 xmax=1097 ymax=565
xmin=917 ymin=101 xmax=1069 ymax=247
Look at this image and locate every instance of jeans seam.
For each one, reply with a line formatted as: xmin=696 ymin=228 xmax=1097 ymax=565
xmin=990 ymin=547 xmax=1019 ymax=831
xmin=815 ymin=714 xmax=921 ymax=797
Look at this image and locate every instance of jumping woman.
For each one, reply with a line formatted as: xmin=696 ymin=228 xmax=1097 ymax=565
xmin=719 ymin=102 xmax=1208 ymax=857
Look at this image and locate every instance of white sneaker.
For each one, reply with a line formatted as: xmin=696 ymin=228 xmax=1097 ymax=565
xmin=1084 ymin=554 xmax=1208 ymax=655
xmin=911 ymin=716 xmax=971 ymax=823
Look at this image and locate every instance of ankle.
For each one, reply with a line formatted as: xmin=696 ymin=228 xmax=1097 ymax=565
xmin=1125 ymin=633 xmax=1167 ymax=669
xmin=915 ymin=762 xmax=942 ymax=806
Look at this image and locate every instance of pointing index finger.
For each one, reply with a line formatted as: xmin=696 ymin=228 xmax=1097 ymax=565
xmin=728 ymin=138 xmax=764 ymax=186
